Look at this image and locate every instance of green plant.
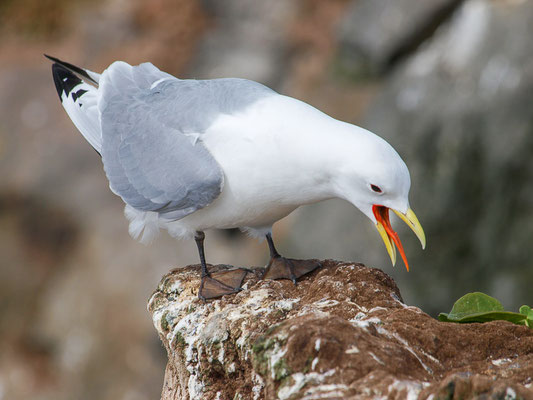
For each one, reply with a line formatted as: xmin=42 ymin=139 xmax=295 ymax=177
xmin=438 ymin=292 xmax=532 ymax=328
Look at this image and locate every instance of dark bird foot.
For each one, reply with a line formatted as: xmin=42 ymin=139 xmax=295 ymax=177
xmin=198 ymin=268 xmax=250 ymax=300
xmin=262 ymin=256 xmax=321 ymax=283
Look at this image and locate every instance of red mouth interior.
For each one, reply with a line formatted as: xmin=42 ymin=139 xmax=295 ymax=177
xmin=372 ymin=205 xmax=409 ymax=271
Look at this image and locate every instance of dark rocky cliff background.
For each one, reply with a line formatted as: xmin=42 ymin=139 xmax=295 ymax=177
xmin=1 ymin=0 xmax=532 ymax=398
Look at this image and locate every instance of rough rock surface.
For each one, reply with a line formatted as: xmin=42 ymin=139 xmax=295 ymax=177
xmin=148 ymin=260 xmax=533 ymax=399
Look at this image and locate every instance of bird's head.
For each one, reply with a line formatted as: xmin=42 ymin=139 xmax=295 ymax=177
xmin=333 ymin=128 xmax=426 ymax=271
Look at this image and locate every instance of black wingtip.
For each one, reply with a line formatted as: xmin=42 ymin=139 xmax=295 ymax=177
xmin=44 ymin=54 xmax=98 ymax=85
xmin=51 ymin=63 xmax=83 ymax=101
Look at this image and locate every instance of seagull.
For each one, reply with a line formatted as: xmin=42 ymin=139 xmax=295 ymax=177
xmin=45 ymin=55 xmax=426 ymax=299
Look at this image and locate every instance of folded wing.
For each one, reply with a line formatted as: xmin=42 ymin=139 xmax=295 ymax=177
xmin=98 ymin=61 xmax=224 ymax=220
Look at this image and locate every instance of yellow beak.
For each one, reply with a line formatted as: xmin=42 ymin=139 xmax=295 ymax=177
xmin=376 ymin=221 xmax=397 ymax=266
xmin=373 ymin=206 xmax=426 ymax=271
xmin=392 ymin=208 xmax=426 ymax=250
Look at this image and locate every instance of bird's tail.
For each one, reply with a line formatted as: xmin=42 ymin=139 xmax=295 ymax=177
xmin=45 ymin=55 xmax=102 ymax=154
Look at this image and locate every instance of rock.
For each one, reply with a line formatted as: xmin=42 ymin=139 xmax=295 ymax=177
xmin=363 ymin=0 xmax=533 ymax=315
xmin=336 ymin=0 xmax=463 ymax=76
xmin=148 ymin=260 xmax=533 ymax=399
xmin=187 ymin=0 xmax=297 ymax=87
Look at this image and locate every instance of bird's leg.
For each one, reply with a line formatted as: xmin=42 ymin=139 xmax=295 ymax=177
xmin=196 ymin=231 xmax=248 ymax=300
xmin=262 ymin=233 xmax=321 ymax=283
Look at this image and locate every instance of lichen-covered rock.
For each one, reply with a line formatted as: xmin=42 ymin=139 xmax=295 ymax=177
xmin=148 ymin=261 xmax=533 ymax=399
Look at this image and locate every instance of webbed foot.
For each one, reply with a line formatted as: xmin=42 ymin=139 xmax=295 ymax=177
xmin=198 ymin=268 xmax=249 ymax=300
xmin=262 ymin=256 xmax=321 ymax=283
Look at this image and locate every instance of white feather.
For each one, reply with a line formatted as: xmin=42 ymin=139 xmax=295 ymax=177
xmin=60 ymin=82 xmax=101 ymax=153
xmin=124 ymin=205 xmax=161 ymax=244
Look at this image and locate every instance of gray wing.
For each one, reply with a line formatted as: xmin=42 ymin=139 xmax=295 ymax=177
xmin=98 ymin=61 xmax=273 ymax=220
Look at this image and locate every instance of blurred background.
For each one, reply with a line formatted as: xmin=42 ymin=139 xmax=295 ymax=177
xmin=1 ymin=0 xmax=532 ymax=398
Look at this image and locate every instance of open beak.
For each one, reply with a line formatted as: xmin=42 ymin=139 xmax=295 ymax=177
xmin=372 ymin=205 xmax=426 ymax=271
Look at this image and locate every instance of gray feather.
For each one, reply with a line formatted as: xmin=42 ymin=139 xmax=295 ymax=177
xmin=99 ymin=61 xmax=274 ymax=220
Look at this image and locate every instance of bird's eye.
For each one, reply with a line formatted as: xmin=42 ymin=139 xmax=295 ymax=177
xmin=370 ymin=184 xmax=382 ymax=193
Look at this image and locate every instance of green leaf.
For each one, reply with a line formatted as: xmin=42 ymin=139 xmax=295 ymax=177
xmin=438 ymin=310 xmax=525 ymax=324
xmin=519 ymin=305 xmax=533 ymax=328
xmin=519 ymin=305 xmax=531 ymax=316
xmin=437 ymin=313 xmax=452 ymax=322
xmin=447 ymin=292 xmax=504 ymax=319
xmin=438 ymin=292 xmax=529 ymax=327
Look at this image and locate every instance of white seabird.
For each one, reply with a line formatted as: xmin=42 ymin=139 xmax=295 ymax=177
xmin=46 ymin=55 xmax=426 ymax=299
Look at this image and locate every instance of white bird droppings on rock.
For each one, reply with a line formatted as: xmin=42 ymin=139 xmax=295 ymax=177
xmin=149 ymin=262 xmax=533 ymax=399
xmin=277 ymin=370 xmax=336 ymax=400
xmin=311 ymin=357 xmax=319 ymax=371
xmin=313 ymin=299 xmax=340 ymax=308
xmin=345 ymin=345 xmax=360 ymax=354
xmin=492 ymin=358 xmax=512 ymax=366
